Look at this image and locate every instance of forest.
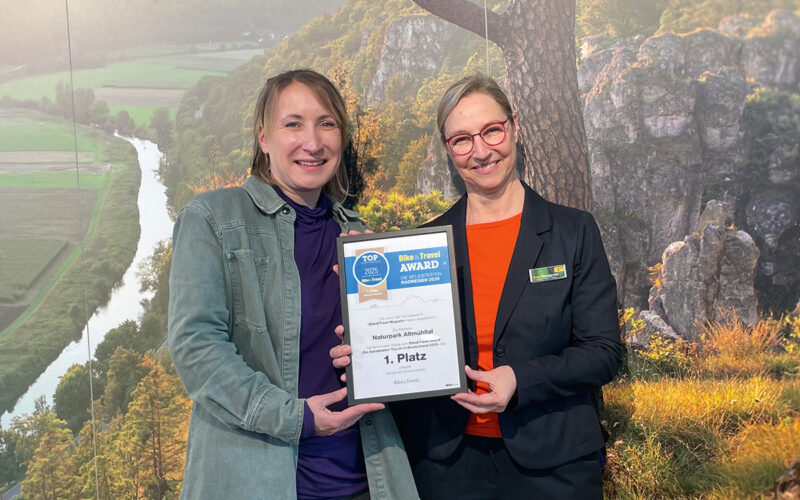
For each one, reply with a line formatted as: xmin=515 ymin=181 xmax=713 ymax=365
xmin=1 ymin=0 xmax=800 ymax=498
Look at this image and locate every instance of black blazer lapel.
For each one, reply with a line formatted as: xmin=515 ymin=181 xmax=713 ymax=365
xmin=493 ymin=185 xmax=551 ymax=346
xmin=452 ymin=212 xmax=477 ymax=351
xmin=422 ymin=196 xmax=477 ymax=352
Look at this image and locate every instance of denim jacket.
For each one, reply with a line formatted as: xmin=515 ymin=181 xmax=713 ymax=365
xmin=168 ymin=177 xmax=417 ymax=500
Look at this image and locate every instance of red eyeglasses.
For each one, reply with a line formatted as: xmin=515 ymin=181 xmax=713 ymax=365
xmin=445 ymin=118 xmax=509 ymax=156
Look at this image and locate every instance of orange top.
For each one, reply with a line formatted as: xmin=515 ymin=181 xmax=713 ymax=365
xmin=464 ymin=212 xmax=521 ymax=438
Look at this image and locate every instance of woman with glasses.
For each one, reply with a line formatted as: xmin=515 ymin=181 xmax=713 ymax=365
xmin=337 ymin=74 xmax=622 ymax=498
xmin=169 ymin=69 xmax=416 ymax=500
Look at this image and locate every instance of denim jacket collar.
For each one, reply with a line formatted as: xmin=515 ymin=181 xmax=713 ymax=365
xmin=242 ymin=176 xmax=288 ymax=215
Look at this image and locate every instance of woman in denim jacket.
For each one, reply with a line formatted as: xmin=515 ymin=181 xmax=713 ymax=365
xmin=168 ymin=69 xmax=417 ymax=500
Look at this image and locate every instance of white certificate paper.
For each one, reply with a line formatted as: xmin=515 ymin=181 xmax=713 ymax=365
xmin=337 ymin=226 xmax=467 ymax=404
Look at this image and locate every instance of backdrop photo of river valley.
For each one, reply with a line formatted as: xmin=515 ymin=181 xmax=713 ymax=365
xmin=1 ymin=1 xmax=800 ymax=499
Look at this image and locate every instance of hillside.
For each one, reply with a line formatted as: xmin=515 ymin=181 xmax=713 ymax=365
xmin=164 ymin=0 xmax=800 ymax=313
xmin=165 ymin=0 xmax=800 ymax=209
xmin=162 ymin=0 xmax=504 ymax=210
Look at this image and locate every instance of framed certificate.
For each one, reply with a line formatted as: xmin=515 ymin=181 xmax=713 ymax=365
xmin=337 ymin=226 xmax=467 ymax=404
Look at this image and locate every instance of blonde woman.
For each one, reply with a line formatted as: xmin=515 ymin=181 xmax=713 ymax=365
xmin=169 ymin=69 xmax=416 ymax=500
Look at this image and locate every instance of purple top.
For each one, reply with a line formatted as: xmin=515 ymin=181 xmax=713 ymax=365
xmin=274 ymin=187 xmax=367 ymax=499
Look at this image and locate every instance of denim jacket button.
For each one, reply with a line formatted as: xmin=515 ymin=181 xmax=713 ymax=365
xmin=281 ymin=207 xmax=290 ymax=215
xmin=495 ymin=346 xmax=505 ymax=357
xmin=364 ymin=418 xmax=373 ymax=426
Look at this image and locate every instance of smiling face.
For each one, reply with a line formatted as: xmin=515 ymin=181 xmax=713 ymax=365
xmin=443 ymin=91 xmax=519 ymax=197
xmin=258 ymin=81 xmax=342 ymax=207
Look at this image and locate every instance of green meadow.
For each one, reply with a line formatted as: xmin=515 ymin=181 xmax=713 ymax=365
xmin=0 ymin=63 xmax=224 ymax=100
xmin=0 ymin=48 xmax=260 ymax=127
xmin=0 ymin=239 xmax=67 ymax=302
xmin=0 ymin=108 xmax=109 ymax=332
xmin=0 ymin=173 xmax=106 ymax=189
xmin=106 ymin=105 xmax=178 ymax=126
xmin=0 ymin=123 xmax=98 ymax=151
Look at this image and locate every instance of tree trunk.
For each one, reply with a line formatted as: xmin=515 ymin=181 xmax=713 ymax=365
xmin=411 ymin=0 xmax=591 ymax=210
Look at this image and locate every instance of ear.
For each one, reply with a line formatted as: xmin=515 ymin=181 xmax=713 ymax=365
xmin=257 ymin=125 xmax=269 ymax=155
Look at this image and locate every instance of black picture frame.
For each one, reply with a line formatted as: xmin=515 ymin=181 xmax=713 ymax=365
xmin=336 ymin=225 xmax=467 ymax=405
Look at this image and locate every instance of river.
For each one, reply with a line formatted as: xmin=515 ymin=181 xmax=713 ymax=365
xmin=1 ymin=138 xmax=173 ymax=428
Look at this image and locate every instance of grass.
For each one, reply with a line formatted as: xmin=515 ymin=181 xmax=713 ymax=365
xmin=604 ymin=435 xmax=687 ymax=499
xmin=104 ymin=41 xmax=263 ymax=61
xmin=605 ymin=375 xmax=799 ymax=498
xmin=0 ymin=62 xmax=226 ymax=102
xmin=707 ymin=417 xmax=800 ymax=499
xmin=0 ymin=173 xmax=106 ymax=189
xmin=0 ymin=239 xmax=67 ymax=302
xmin=0 ymin=123 xmax=97 ymax=151
xmin=0 ymin=164 xmax=112 ymax=337
xmin=632 ymin=377 xmax=787 ymax=450
xmin=1 ymin=237 xmax=84 ymax=339
xmin=0 ymin=188 xmax=98 ymax=242
xmin=107 ymin=105 xmax=178 ymax=127
xmin=699 ymin=314 xmax=800 ymax=379
xmin=145 ymin=50 xmax=264 ymax=72
xmin=603 ymin=311 xmax=800 ymax=499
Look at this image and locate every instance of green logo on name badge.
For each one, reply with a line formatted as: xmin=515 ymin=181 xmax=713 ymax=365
xmin=529 ymin=265 xmax=567 ymax=283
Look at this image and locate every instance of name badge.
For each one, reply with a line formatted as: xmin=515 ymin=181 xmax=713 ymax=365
xmin=529 ymin=265 xmax=567 ymax=283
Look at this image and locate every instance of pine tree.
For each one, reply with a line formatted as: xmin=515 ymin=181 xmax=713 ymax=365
xmin=9 ymin=397 xmax=61 ymax=473
xmin=122 ymin=357 xmax=190 ymax=499
xmin=101 ymin=347 xmax=148 ymax=416
xmin=19 ymin=424 xmax=76 ymax=500
xmin=54 ymin=363 xmax=105 ymax=434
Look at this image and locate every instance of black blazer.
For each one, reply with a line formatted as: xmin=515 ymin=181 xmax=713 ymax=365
xmin=391 ymin=182 xmax=623 ymax=470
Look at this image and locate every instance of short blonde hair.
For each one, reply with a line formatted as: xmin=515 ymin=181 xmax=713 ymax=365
xmin=436 ymin=74 xmax=514 ymax=143
xmin=251 ymin=69 xmax=350 ymax=201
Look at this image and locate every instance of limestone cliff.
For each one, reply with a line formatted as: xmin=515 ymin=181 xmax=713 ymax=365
xmin=416 ymin=11 xmax=799 ymax=313
xmin=366 ymin=15 xmax=460 ymax=104
xmin=580 ymin=10 xmax=800 ymax=311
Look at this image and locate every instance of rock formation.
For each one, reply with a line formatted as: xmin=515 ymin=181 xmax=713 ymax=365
xmin=414 ymin=10 xmax=800 ymax=312
xmin=770 ymin=456 xmax=800 ymax=500
xmin=628 ymin=310 xmax=681 ymax=351
xmin=648 ymin=222 xmax=760 ymax=341
xmin=366 ymin=15 xmax=460 ymax=104
xmin=581 ymin=11 xmax=798 ymax=310
xmin=416 ymin=135 xmax=462 ymax=200
xmin=632 ymin=199 xmax=760 ymax=344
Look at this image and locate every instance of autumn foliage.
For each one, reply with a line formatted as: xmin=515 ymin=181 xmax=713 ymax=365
xmin=357 ymin=190 xmax=452 ymax=232
xmin=188 ymin=171 xmax=248 ymax=195
xmin=12 ymin=356 xmax=191 ymax=500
